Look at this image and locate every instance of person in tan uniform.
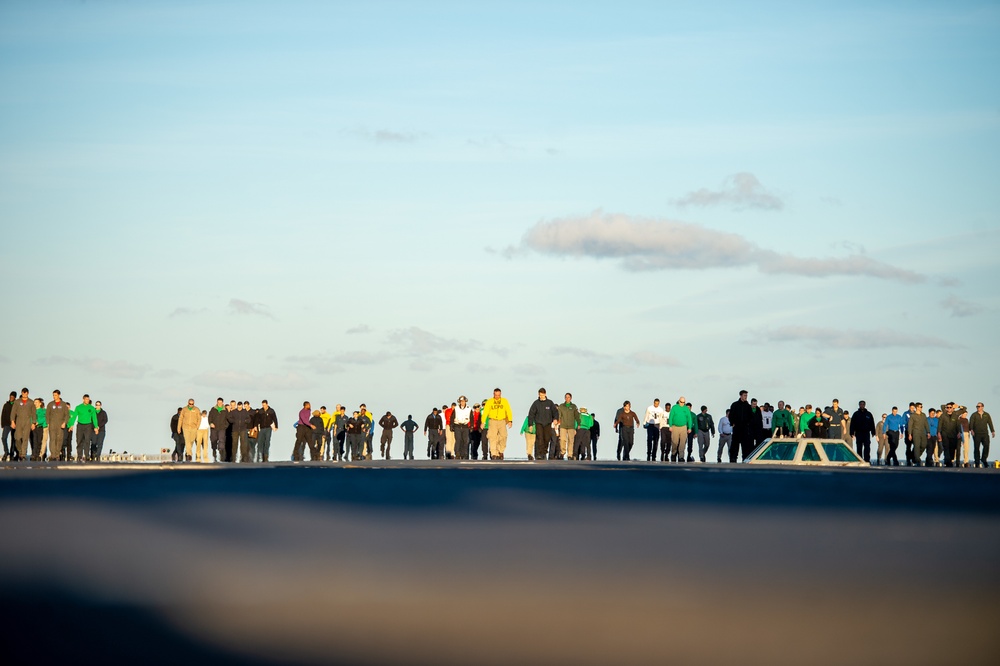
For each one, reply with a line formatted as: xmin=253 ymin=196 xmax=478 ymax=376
xmin=178 ymin=399 xmax=202 ymax=462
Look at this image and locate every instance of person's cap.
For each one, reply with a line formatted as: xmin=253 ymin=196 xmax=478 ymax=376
xmin=458 ymin=395 xmax=467 ymax=401
xmin=538 ymin=387 xmax=546 ymax=393
xmin=580 ymin=407 xmax=588 ymax=414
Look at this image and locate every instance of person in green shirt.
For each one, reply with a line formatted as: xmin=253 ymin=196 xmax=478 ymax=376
xmin=520 ymin=415 xmax=536 ymax=461
xmin=574 ymin=408 xmax=594 ymax=460
xmin=69 ymin=394 xmax=100 ymax=463
xmin=32 ymin=398 xmax=47 ymax=461
xmin=667 ymin=397 xmax=694 ymax=462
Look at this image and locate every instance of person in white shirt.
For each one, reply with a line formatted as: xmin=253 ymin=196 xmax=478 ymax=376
xmin=451 ymin=396 xmax=473 ymax=459
xmin=716 ymin=409 xmax=733 ymax=463
xmin=643 ymin=399 xmax=665 ymax=462
xmin=196 ymin=410 xmax=210 ymax=463
xmin=658 ymin=402 xmax=671 ymax=461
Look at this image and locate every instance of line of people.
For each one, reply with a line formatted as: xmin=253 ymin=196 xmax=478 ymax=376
xmin=1 ymin=389 xmax=107 ymax=462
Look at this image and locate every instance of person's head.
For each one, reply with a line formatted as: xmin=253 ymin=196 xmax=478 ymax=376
xmin=726 ymin=409 xmax=731 ymax=416
xmin=701 ymin=405 xmax=708 ymax=413
xmin=977 ymin=402 xmax=985 ymax=413
xmin=881 ymin=413 xmax=887 ymax=420
xmin=751 ymin=398 xmax=758 ymax=406
xmin=52 ymin=389 xmax=61 ymax=400
xmin=303 ymin=401 xmax=310 ymax=408
xmin=321 ymin=406 xmax=328 ymax=413
xmin=832 ymin=399 xmax=839 ymax=407
xmin=177 ymin=407 xmax=183 ymax=414
xmin=8 ymin=391 xmax=16 ymax=400
xmin=187 ymin=398 xmax=195 ymax=408
xmin=407 ymin=414 xmax=413 ymax=419
xmin=95 ymin=401 xmax=102 ymax=410
xmin=201 ymin=410 xmax=206 ymax=416
xmin=653 ymin=398 xmax=659 ymax=406
xmin=20 ymin=388 xmax=29 ymax=399
xmin=815 ymin=407 xmax=823 ymax=415
xmin=262 ymin=400 xmax=269 ymax=408
xmin=677 ymin=396 xmax=686 ymax=407
xmin=739 ymin=390 xmax=748 ymax=402
xmin=805 ymin=404 xmax=812 ymax=411
xmin=312 ymin=410 xmax=320 ymax=417
xmin=82 ymin=394 xmax=91 ymax=405
xmin=229 ymin=400 xmax=237 ymax=407
xmin=385 ymin=410 xmax=391 ymax=416
xmin=339 ymin=405 xmax=346 ymax=414
xmin=565 ymin=393 xmax=572 ymax=402
xmin=493 ymin=388 xmax=502 ymax=398
xmin=360 ymin=403 xmax=366 ymax=411
xmin=538 ymin=388 xmax=546 ymax=399
xmin=432 ymin=407 xmax=439 ymax=414
xmin=33 ymin=398 xmax=42 ymax=408
xmin=909 ymin=402 xmax=916 ymax=411
xmin=858 ymin=400 xmax=866 ymax=409
xmin=777 ymin=400 xmax=785 ymax=410
xmin=929 ymin=408 xmax=937 ymax=416
xmin=458 ymin=396 xmax=467 ymax=407
xmin=352 ymin=410 xmax=359 ymax=417
xmin=664 ymin=402 xmax=671 ymax=410
xmin=236 ymin=402 xmax=244 ymax=410
xmin=473 ymin=403 xmax=480 ymax=410
xmin=891 ymin=406 xmax=898 ymax=414
xmin=451 ymin=402 xmax=456 ymax=408
xmin=915 ymin=402 xmax=923 ymax=413
xmin=217 ymin=398 xmax=224 ymax=407
xmin=945 ymin=402 xmax=955 ymax=414
xmin=623 ymin=400 xmax=631 ymax=411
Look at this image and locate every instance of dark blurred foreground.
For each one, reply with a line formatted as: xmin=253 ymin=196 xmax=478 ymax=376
xmin=1 ymin=461 xmax=998 ymax=665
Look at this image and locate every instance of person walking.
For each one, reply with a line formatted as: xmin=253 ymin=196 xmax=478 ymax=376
xmin=575 ymin=407 xmax=593 ymax=460
xmin=256 ymin=399 xmax=278 ymax=463
xmin=31 ymin=398 xmax=47 ymax=461
xmin=908 ymin=403 xmax=930 ymax=467
xmin=938 ymin=402 xmax=963 ymax=467
xmin=728 ymin=390 xmax=754 ymax=463
xmin=558 ymin=393 xmax=580 ymax=459
xmin=614 ymin=401 xmax=640 ymax=461
xmin=482 ymin=389 xmax=513 ymax=460
xmin=528 ymin=388 xmax=559 ymax=460
xmin=208 ymin=398 xmax=228 ymax=462
xmin=772 ymin=401 xmax=793 ymax=438
xmin=668 ymin=397 xmax=694 ymax=463
xmin=400 ymin=414 xmax=418 ymax=460
xmin=196 ymin=409 xmax=210 ymax=463
xmin=424 ymin=408 xmax=444 ymax=460
xmin=71 ymin=394 xmax=100 ymax=463
xmin=450 ymin=398 xmax=472 ymax=460
xmin=824 ymin=400 xmax=845 ymax=441
xmin=658 ymin=402 xmax=671 ymax=461
xmin=469 ymin=403 xmax=484 ymax=460
xmin=716 ymin=409 xmax=733 ymax=463
xmin=643 ymin=399 xmax=664 ymax=462
xmin=970 ymin=402 xmax=995 ymax=467
xmin=229 ymin=401 xmax=254 ymax=463
xmin=178 ymin=398 xmax=201 ymax=462
xmin=379 ymin=411 xmax=399 ymax=459
xmin=10 ymin=388 xmax=36 ymax=461
xmin=1 ymin=391 xmax=15 ymax=461
xmin=293 ymin=401 xmax=314 ymax=462
xmin=93 ymin=400 xmax=109 ymax=461
xmin=696 ymin=406 xmax=715 ymax=463
xmin=346 ymin=410 xmax=366 ymax=461
xmin=170 ymin=408 xmax=184 ymax=462
xmin=874 ymin=412 xmax=887 ymax=465
xmin=884 ymin=406 xmax=906 ymax=466
xmin=590 ymin=414 xmax=600 ymax=461
xmin=45 ymin=390 xmax=70 ymax=463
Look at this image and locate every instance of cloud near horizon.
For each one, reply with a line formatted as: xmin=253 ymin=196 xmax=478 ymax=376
xmin=673 ymin=172 xmax=783 ymax=211
xmin=34 ymin=356 xmax=152 ymax=380
xmin=753 ymin=326 xmax=961 ymax=350
xmin=508 ymin=210 xmax=925 ymax=284
xmin=940 ymin=294 xmax=984 ymax=318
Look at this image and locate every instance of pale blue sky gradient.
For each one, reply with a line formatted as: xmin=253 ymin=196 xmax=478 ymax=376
xmin=1 ymin=1 xmax=997 ymax=456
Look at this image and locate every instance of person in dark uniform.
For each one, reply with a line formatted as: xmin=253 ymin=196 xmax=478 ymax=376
xmin=345 ymin=411 xmax=365 ymax=461
xmin=728 ymin=390 xmax=754 ymax=463
xmin=208 ymin=398 xmax=228 ymax=462
xmin=256 ymin=399 xmax=279 ymax=463
xmin=378 ymin=411 xmax=398 ymax=459
xmin=527 ymin=388 xmax=559 ymax=461
xmin=614 ymin=401 xmax=640 ymax=460
xmin=228 ymin=401 xmax=253 ymax=463
xmin=850 ymin=400 xmax=876 ymax=463
xmin=589 ymin=414 xmax=600 ymax=461
xmin=400 ymin=414 xmax=418 ymax=460
xmin=424 ymin=408 xmax=444 ymax=460
xmin=309 ymin=410 xmax=325 ymax=461
xmin=810 ymin=408 xmax=830 ymax=439
xmin=1 ymin=391 xmax=15 ymax=461
xmin=170 ymin=408 xmax=183 ymax=462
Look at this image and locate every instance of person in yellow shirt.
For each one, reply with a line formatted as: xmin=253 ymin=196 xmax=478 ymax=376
xmin=482 ymin=388 xmax=513 ymax=460
xmin=319 ymin=406 xmax=335 ymax=460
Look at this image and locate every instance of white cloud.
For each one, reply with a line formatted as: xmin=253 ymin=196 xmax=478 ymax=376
xmin=228 ymin=298 xmax=275 ymax=319
xmin=940 ymin=294 xmax=984 ymax=318
xmin=346 ymin=324 xmax=372 ymax=335
xmin=509 ymin=210 xmax=925 ymax=284
xmin=191 ymin=370 xmax=312 ymax=391
xmin=34 ymin=356 xmax=152 ymax=380
xmin=673 ymin=172 xmax=783 ymax=211
xmin=550 ymin=346 xmax=612 ymax=361
xmin=349 ymin=127 xmax=421 ymax=143
xmin=753 ymin=326 xmax=961 ymax=350
xmin=168 ymin=307 xmax=208 ymax=318
xmin=386 ymin=327 xmax=481 ymax=356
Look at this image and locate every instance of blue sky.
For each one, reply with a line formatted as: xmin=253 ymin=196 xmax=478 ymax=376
xmin=1 ymin=1 xmax=997 ymax=457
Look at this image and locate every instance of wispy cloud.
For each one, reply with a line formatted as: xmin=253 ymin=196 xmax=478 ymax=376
xmin=228 ymin=298 xmax=275 ymax=320
xmin=506 ymin=210 xmax=924 ymax=284
xmin=349 ymin=127 xmax=421 ymax=143
xmin=626 ymin=351 xmax=680 ymax=367
xmin=753 ymin=326 xmax=961 ymax=350
xmin=940 ymin=294 xmax=984 ymax=318
xmin=673 ymin=172 xmax=783 ymax=211
xmin=550 ymin=346 xmax=612 ymax=361
xmin=386 ymin=327 xmax=482 ymax=356
xmin=346 ymin=324 xmax=372 ymax=335
xmin=168 ymin=307 xmax=208 ymax=318
xmin=191 ymin=370 xmax=311 ymax=391
xmin=34 ymin=356 xmax=152 ymax=380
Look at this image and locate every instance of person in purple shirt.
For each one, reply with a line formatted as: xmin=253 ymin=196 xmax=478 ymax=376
xmin=293 ymin=401 xmax=315 ymax=462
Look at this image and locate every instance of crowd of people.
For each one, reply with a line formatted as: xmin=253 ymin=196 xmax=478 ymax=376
xmin=3 ymin=386 xmax=995 ymax=469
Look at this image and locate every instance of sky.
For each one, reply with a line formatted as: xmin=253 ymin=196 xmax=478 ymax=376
xmin=1 ymin=0 xmax=998 ymax=458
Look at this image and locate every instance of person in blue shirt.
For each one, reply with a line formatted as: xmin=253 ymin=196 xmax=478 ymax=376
xmin=884 ymin=406 xmax=906 ymax=466
xmin=927 ymin=408 xmax=940 ymax=466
